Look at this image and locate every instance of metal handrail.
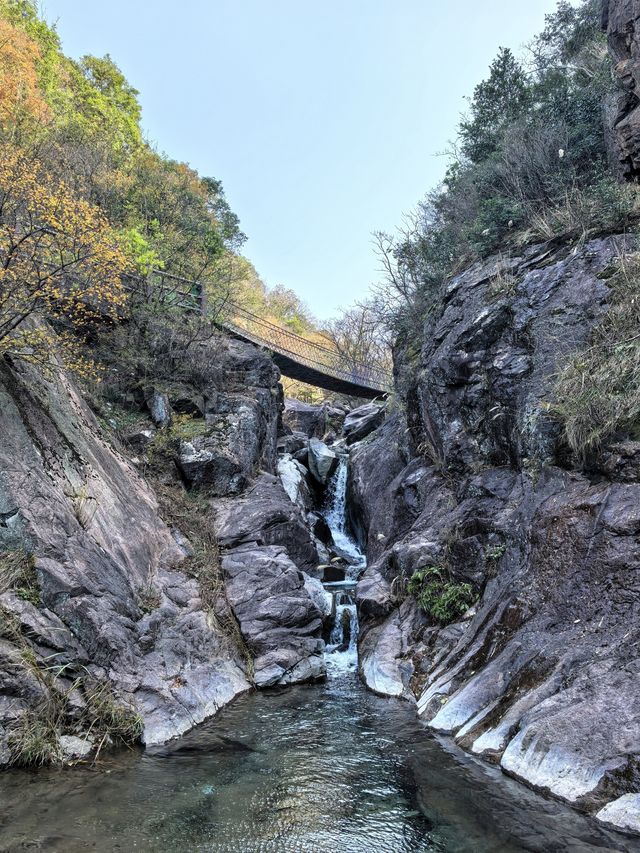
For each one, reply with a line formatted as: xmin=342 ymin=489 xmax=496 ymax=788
xmin=128 ymin=269 xmax=392 ymax=393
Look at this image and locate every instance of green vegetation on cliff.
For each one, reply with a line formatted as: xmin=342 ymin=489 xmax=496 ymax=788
xmin=373 ymin=0 xmax=634 ymax=336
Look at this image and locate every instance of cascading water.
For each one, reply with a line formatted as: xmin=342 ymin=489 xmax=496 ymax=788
xmin=322 ymin=456 xmax=366 ymax=574
xmin=321 ymin=455 xmax=364 ymax=675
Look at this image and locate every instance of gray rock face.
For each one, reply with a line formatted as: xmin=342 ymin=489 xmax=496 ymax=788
xmin=307 ymin=438 xmax=338 ymax=486
xmin=604 ymin=0 xmax=640 ymax=178
xmin=282 ymin=398 xmax=346 ymax=439
xmin=352 ymin=237 xmax=640 ymax=834
xmin=211 ymin=467 xmax=327 ymax=687
xmin=212 ymin=473 xmax=320 ymax=576
xmin=0 ymin=353 xmax=250 ymax=758
xmin=173 ymin=338 xmax=281 ymax=496
xmin=176 ymin=394 xmax=277 ymax=496
xmin=343 ymin=403 xmax=386 ymax=445
xmin=222 ymin=545 xmax=326 ymax=688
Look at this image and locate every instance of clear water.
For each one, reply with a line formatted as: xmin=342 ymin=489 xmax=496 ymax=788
xmin=1 ymin=459 xmax=637 ymax=852
xmin=1 ymin=671 xmax=637 ymax=852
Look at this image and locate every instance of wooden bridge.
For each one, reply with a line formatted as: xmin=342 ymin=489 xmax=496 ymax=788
xmin=127 ymin=270 xmax=391 ymax=399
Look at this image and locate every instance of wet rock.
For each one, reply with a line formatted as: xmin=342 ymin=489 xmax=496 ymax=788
xmin=221 ymin=544 xmax=326 ymax=688
xmin=307 ymin=438 xmax=338 ymax=486
xmin=307 ymin=512 xmax=333 ymax=547
xmin=59 ymin=735 xmax=93 ymax=761
xmin=322 ymin=563 xmax=346 ymax=583
xmin=343 ymin=403 xmax=385 ymax=445
xmin=596 ymin=795 xmax=640 ymax=834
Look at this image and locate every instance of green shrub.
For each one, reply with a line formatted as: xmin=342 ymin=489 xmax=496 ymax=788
xmin=407 ymin=567 xmax=476 ymax=624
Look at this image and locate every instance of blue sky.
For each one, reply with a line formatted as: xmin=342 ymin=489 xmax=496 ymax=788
xmin=43 ymin=0 xmax=565 ymax=319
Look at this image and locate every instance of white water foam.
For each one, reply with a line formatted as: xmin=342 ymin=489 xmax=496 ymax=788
xmin=321 ymin=457 xmax=365 ymax=675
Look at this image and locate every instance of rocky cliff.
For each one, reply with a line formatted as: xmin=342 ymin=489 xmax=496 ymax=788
xmin=351 ymin=234 xmax=640 ymax=836
xmin=0 ymin=326 xmax=328 ymax=764
xmin=605 ymin=0 xmax=640 ymax=179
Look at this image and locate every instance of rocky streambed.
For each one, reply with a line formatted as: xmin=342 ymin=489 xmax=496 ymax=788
xmin=1 ymin=428 xmax=638 ymax=852
xmin=1 ymin=239 xmax=640 ymax=844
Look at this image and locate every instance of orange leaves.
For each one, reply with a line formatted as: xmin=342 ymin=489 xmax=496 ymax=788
xmin=0 ymin=18 xmax=50 ymax=128
xmin=0 ymin=142 xmax=128 ymax=374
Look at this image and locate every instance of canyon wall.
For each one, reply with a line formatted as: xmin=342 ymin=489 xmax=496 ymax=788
xmin=352 ymin=235 xmax=640 ymax=836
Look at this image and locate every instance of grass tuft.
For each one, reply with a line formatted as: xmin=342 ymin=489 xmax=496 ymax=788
xmin=554 ymin=250 xmax=640 ymax=457
xmin=0 ymin=549 xmax=39 ymax=605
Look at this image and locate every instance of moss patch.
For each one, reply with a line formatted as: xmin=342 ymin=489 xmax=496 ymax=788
xmin=407 ymin=566 xmax=477 ymax=625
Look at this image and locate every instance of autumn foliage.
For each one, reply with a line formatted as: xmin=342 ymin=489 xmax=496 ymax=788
xmin=0 ymin=17 xmax=50 ymax=128
xmin=0 ymin=143 xmax=128 ymax=373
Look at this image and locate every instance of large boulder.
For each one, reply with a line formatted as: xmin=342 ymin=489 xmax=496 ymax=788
xmin=307 ymin=438 xmax=338 ymax=486
xmin=212 ymin=473 xmax=320 ymax=576
xmin=221 ymin=544 xmax=326 ymax=688
xmin=343 ymin=403 xmax=385 ymax=445
xmin=282 ymin=398 xmax=346 ymax=439
xmin=176 ymin=392 xmax=277 ymax=496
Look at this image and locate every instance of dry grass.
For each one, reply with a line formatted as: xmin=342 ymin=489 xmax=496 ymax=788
xmin=152 ymin=481 xmax=254 ymax=677
xmin=0 ymin=549 xmax=39 ymax=605
xmin=554 ymin=251 xmax=640 ymax=457
xmin=527 ymin=181 xmax=640 ymax=244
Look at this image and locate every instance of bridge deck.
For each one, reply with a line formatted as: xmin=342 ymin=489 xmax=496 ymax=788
xmin=223 ymin=321 xmax=385 ymax=399
xmin=128 ymin=271 xmax=392 ymax=398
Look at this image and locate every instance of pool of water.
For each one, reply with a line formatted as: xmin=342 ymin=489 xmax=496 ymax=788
xmin=1 ymin=668 xmax=638 ymax=853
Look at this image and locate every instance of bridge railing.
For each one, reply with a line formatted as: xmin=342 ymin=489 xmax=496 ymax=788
xmin=127 ymin=269 xmax=391 ymax=393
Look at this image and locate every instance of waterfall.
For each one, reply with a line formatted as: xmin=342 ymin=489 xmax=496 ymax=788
xmin=322 ymin=456 xmax=366 ymax=576
xmin=322 ymin=456 xmax=365 ymax=675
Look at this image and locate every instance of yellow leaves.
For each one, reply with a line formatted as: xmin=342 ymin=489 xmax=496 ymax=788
xmin=0 ymin=18 xmax=50 ymax=128
xmin=0 ymin=142 xmax=128 ymax=373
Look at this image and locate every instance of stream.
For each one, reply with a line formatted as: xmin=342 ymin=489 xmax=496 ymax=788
xmin=0 ymin=459 xmax=638 ymax=852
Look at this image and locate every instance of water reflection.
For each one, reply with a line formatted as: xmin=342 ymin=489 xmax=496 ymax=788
xmin=0 ymin=670 xmax=637 ymax=852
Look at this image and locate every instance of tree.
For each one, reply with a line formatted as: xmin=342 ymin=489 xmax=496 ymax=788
xmin=0 ymin=144 xmax=128 ymax=373
xmin=327 ymin=302 xmax=391 ymax=379
xmin=459 ymin=47 xmax=530 ymax=163
xmin=0 ymin=17 xmax=50 ymax=132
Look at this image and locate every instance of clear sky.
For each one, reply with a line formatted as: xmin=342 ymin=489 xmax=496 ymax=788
xmin=42 ymin=0 xmax=564 ymax=320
